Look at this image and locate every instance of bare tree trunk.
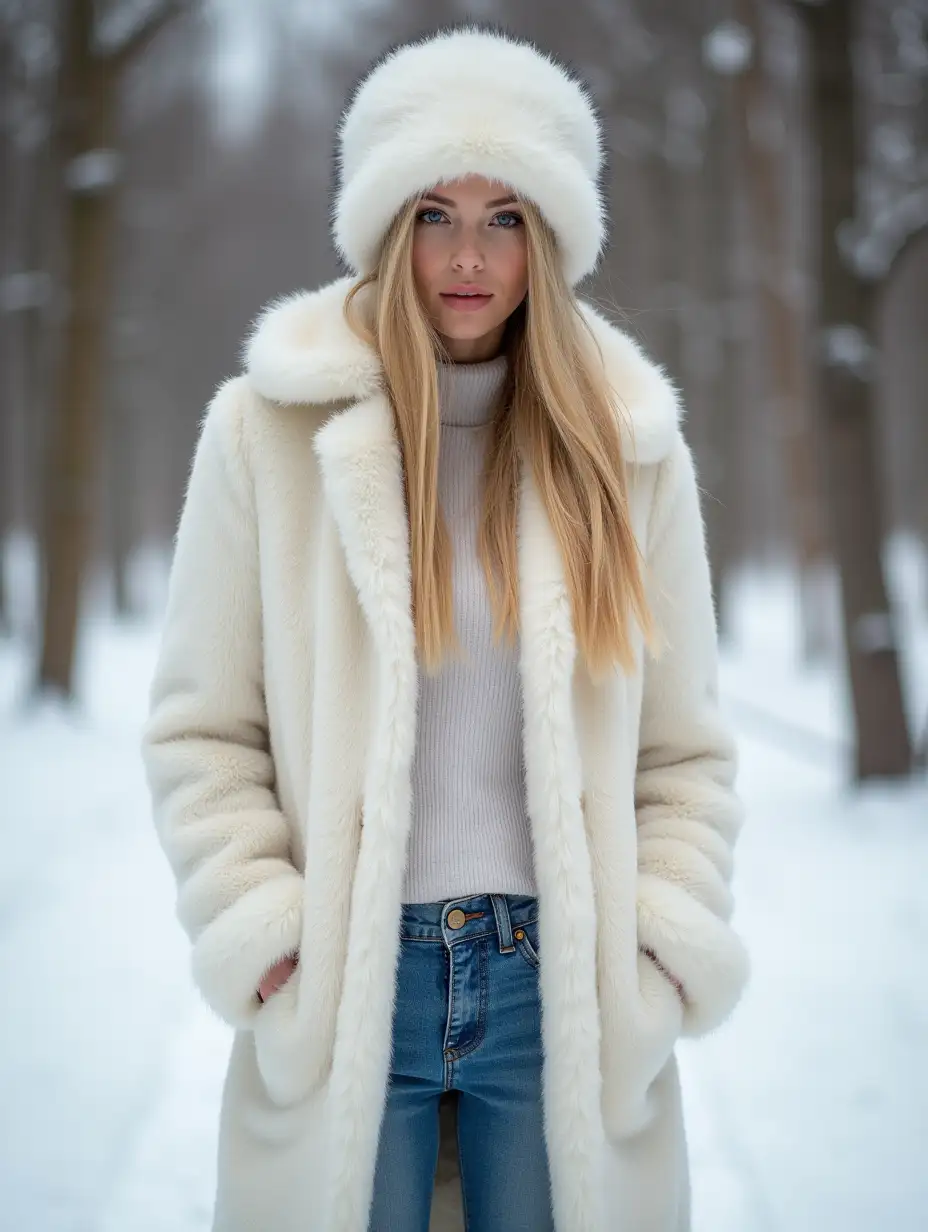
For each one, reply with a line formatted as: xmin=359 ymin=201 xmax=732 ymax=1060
xmin=733 ymin=0 xmax=831 ymax=661
xmin=36 ymin=0 xmax=182 ymax=695
xmin=0 ymin=24 xmax=15 ymax=635
xmin=797 ymin=0 xmax=912 ymax=780
xmin=692 ymin=51 xmax=741 ymax=634
xmin=1 ymin=6 xmax=56 ymax=635
xmin=37 ymin=0 xmax=118 ymax=694
xmin=107 ymin=383 xmax=135 ymax=617
xmin=916 ymin=713 xmax=928 ymax=772
xmin=879 ymin=223 xmax=928 ymax=598
xmin=642 ymin=144 xmax=687 ymax=387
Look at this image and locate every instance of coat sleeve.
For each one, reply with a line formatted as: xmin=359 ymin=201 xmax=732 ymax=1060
xmin=634 ymin=431 xmax=750 ymax=1038
xmin=141 ymin=378 xmax=304 ymax=1031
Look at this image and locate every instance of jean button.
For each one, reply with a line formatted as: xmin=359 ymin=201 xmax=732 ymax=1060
xmin=447 ymin=909 xmax=466 ymax=929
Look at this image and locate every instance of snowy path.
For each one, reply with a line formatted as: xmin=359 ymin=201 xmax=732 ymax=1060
xmin=681 ymin=733 xmax=928 ymax=1232
xmin=1 ymin=619 xmax=926 ymax=1232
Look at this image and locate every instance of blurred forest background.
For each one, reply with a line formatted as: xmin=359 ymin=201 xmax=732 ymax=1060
xmin=1 ymin=0 xmax=927 ymax=780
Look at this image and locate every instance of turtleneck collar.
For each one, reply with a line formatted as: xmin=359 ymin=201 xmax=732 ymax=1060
xmin=436 ymin=353 xmax=509 ymax=427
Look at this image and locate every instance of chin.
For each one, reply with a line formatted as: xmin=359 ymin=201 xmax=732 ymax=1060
xmin=438 ymin=313 xmax=506 ymax=341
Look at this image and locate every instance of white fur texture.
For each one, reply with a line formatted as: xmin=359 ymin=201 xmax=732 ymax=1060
xmin=243 ymin=275 xmax=682 ymax=465
xmin=634 ymin=437 xmax=751 ymax=1040
xmin=332 ymin=27 xmax=606 ymax=285
xmin=141 ymin=284 xmax=748 ymax=1231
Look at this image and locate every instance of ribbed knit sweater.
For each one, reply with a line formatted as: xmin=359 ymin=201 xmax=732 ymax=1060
xmin=401 ymin=354 xmax=538 ymax=904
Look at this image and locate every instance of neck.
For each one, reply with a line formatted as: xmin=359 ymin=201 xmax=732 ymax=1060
xmin=436 ymin=353 xmax=509 ymax=427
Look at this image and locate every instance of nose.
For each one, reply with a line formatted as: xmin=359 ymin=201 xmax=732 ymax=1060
xmin=451 ymin=233 xmax=484 ymax=272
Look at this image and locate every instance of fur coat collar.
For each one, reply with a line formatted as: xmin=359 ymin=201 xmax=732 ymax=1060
xmin=240 ymin=275 xmax=682 ymax=466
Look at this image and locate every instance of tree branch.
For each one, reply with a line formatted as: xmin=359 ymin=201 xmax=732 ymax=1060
xmin=787 ymin=0 xmax=827 ymax=33
xmin=103 ymin=0 xmax=189 ymax=72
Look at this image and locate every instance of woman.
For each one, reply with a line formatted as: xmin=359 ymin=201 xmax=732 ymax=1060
xmin=142 ymin=25 xmax=749 ymax=1232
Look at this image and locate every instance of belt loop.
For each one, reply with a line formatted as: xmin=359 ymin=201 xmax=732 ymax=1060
xmin=491 ymin=894 xmax=516 ymax=953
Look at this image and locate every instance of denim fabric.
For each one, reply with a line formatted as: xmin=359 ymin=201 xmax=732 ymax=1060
xmin=368 ymin=892 xmax=555 ymax=1232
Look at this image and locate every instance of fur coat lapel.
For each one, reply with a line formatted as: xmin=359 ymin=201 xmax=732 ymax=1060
xmin=242 ymin=275 xmax=681 ymax=463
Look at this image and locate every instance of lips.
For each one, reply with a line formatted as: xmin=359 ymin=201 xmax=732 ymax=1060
xmin=440 ymin=290 xmax=493 ymax=312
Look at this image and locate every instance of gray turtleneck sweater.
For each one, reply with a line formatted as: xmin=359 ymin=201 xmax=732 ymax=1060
xmin=402 ymin=354 xmax=538 ymax=904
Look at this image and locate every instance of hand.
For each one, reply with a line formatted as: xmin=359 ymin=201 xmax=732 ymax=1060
xmin=257 ymin=952 xmax=299 ymax=1004
xmin=640 ymin=946 xmax=685 ymax=1004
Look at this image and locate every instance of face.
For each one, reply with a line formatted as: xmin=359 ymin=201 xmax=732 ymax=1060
xmin=411 ymin=174 xmax=529 ymax=362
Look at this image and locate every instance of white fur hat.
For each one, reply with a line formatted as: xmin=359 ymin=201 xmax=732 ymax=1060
xmin=331 ymin=26 xmax=607 ymax=287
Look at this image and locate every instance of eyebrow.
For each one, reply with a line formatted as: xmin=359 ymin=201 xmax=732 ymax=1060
xmin=420 ymin=191 xmax=519 ymax=208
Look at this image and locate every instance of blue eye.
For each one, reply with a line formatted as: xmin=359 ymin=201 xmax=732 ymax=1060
xmin=416 ymin=208 xmax=446 ymax=224
xmin=492 ymin=211 xmax=523 ymax=228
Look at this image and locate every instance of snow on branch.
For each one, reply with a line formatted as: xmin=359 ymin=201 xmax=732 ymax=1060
xmin=820 ymin=325 xmax=874 ymax=380
xmin=65 ymin=148 xmax=122 ymax=193
xmin=851 ymin=186 xmax=928 ymax=280
xmin=703 ymin=20 xmax=753 ymax=76
xmin=94 ymin=0 xmax=187 ymax=65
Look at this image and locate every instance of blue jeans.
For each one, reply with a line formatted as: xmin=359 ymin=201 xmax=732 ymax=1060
xmin=368 ymin=892 xmax=555 ymax=1232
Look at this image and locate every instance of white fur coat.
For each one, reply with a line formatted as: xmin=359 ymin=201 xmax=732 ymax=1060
xmin=141 ymin=275 xmax=749 ymax=1232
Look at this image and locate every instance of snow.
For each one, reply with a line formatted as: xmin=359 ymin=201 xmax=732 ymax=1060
xmin=1 ymin=541 xmax=926 ymax=1231
xmin=853 ymin=186 xmax=928 ymax=281
xmin=14 ymin=18 xmax=56 ymax=80
xmin=64 ymin=149 xmax=123 ymax=194
xmin=703 ymin=21 xmax=752 ymax=77
xmin=0 ymin=270 xmax=53 ymax=313
xmin=820 ymin=322 xmax=875 ymax=379
xmin=892 ymin=9 xmax=928 ymax=73
xmin=873 ymin=123 xmax=916 ymax=171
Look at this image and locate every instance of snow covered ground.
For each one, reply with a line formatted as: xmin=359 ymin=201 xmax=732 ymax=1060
xmin=1 ymin=540 xmax=926 ymax=1232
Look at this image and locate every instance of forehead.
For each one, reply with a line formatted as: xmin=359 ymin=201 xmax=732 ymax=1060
xmin=420 ymin=175 xmax=519 ymax=207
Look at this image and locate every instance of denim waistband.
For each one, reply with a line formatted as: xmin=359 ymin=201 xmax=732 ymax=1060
xmin=399 ymin=892 xmax=538 ymax=950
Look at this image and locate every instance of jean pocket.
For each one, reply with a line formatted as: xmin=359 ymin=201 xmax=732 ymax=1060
xmin=513 ymin=919 xmax=541 ymax=971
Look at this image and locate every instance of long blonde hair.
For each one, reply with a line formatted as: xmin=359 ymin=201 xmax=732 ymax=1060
xmin=344 ymin=195 xmax=655 ymax=683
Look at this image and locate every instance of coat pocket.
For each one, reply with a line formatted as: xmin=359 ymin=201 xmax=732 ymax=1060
xmin=252 ymin=966 xmax=330 ymax=1107
xmin=600 ymin=949 xmax=684 ymax=1141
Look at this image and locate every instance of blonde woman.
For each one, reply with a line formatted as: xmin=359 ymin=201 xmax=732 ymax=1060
xmin=142 ymin=25 xmax=750 ymax=1232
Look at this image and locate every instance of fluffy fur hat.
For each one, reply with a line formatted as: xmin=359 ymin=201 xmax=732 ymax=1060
xmin=331 ymin=26 xmax=607 ymax=287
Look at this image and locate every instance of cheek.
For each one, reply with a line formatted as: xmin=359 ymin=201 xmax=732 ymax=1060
xmin=411 ymin=232 xmax=444 ymax=295
xmin=495 ymin=240 xmax=528 ymax=302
